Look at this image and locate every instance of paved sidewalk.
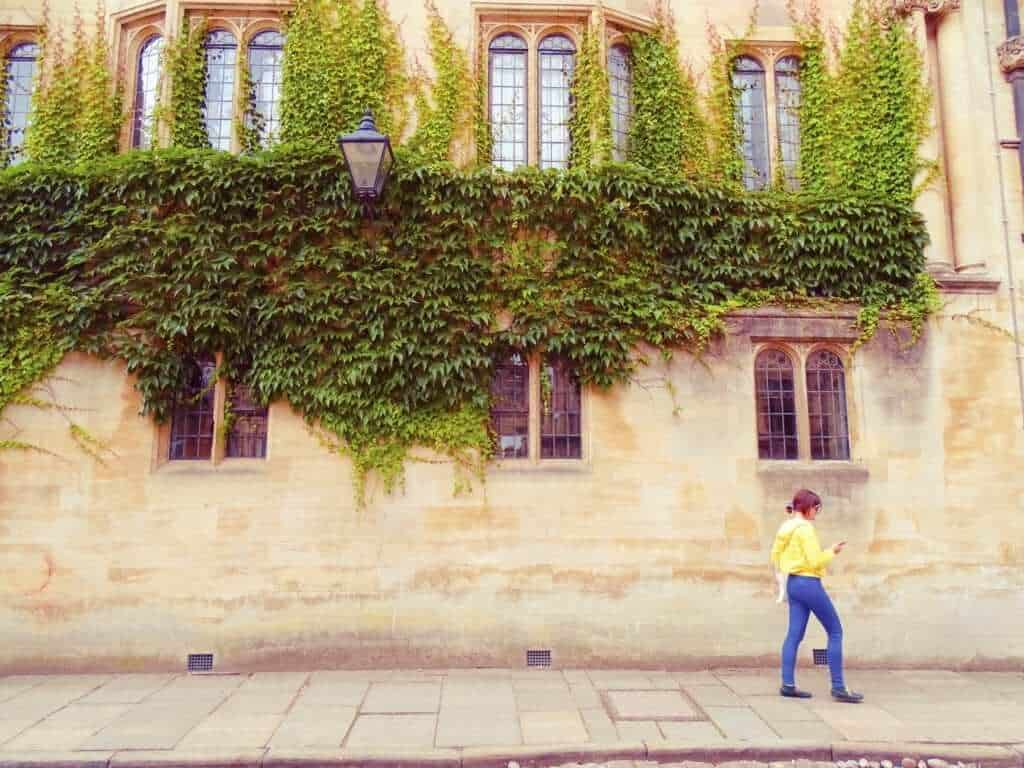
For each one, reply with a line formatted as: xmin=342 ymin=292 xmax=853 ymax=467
xmin=1 ymin=667 xmax=1023 ymax=767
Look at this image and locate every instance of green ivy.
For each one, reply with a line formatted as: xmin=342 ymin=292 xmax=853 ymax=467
xmin=162 ymin=18 xmax=209 ymax=149
xmin=628 ymin=19 xmax=707 ymax=175
xmin=407 ymin=0 xmax=474 ymax=163
xmin=0 ymin=148 xmax=928 ymax=501
xmin=793 ymin=0 xmax=931 ymax=201
xmin=24 ymin=6 xmax=122 ymax=165
xmin=568 ymin=16 xmax=612 ymax=167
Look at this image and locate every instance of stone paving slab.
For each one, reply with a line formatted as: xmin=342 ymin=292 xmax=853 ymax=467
xmin=1 ymin=667 xmax=1023 ymax=763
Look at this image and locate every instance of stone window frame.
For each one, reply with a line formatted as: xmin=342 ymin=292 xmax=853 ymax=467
xmin=729 ymin=41 xmax=803 ymax=190
xmin=180 ymin=7 xmax=286 ymax=153
xmin=476 ymin=3 xmax=653 ymax=168
xmin=1 ymin=27 xmax=42 ymax=163
xmin=111 ymin=3 xmax=166 ymax=151
xmin=489 ymin=350 xmax=591 ymax=468
xmin=752 ymin=341 xmax=857 ymax=463
xmin=152 ymin=352 xmax=271 ymax=470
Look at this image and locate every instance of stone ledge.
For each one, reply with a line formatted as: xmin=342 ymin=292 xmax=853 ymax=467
xmin=264 ymin=748 xmax=461 ymax=768
xmin=109 ymin=750 xmax=265 ymax=768
xmin=932 ymin=275 xmax=1001 ymax=294
xmin=756 ymin=460 xmax=870 ymax=481
xmin=647 ymin=740 xmax=833 ymax=764
xmin=0 ymin=753 xmax=114 ymax=768
xmin=460 ymin=741 xmax=644 ymax=768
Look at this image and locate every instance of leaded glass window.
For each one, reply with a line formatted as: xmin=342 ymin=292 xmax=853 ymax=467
xmin=226 ymin=382 xmax=268 ymax=458
xmin=775 ymin=55 xmax=801 ymax=190
xmin=204 ymin=29 xmax=237 ymax=151
xmin=3 ymin=43 xmax=38 ymax=165
xmin=732 ymin=55 xmax=769 ymax=191
xmin=491 ymin=353 xmax=529 ymax=459
xmin=247 ymin=30 xmax=283 ymax=147
xmin=541 ymin=354 xmax=581 ymax=459
xmin=538 ymin=34 xmax=575 ymax=169
xmin=169 ymin=358 xmax=216 ymax=460
xmin=132 ymin=35 xmax=163 ymax=149
xmin=806 ymin=350 xmax=850 ymax=460
xmin=608 ymin=44 xmax=632 ymax=162
xmin=489 ymin=33 xmax=527 ymax=171
xmin=755 ymin=349 xmax=798 ymax=460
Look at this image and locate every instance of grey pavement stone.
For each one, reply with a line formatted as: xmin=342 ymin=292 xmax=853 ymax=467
xmin=807 ymin=702 xmax=910 ymax=742
xmin=512 ymin=674 xmax=569 ymax=691
xmin=148 ymin=675 xmax=244 ymax=701
xmin=216 ymin=691 xmax=298 ymax=716
xmin=0 ymin=680 xmax=45 ymax=705
xmin=440 ymin=681 xmax=516 ymax=714
xmin=580 ymin=708 xmax=618 ymax=742
xmin=702 ymin=707 xmax=779 ymax=741
xmin=435 ymin=707 xmax=521 ymax=748
xmin=717 ymin=675 xmax=783 ymax=696
xmin=672 ymin=671 xmax=721 ymax=687
xmin=268 ymin=706 xmax=357 ymax=749
xmin=685 ymin=684 xmax=747 ymax=708
xmin=344 ymin=714 xmax=436 ymax=748
xmin=176 ymin=713 xmax=283 ymax=749
xmin=2 ymin=727 xmax=96 ymax=751
xmin=570 ymin=684 xmax=602 ymax=709
xmin=0 ymin=720 xmax=35 ymax=746
xmin=109 ymin=748 xmax=265 ymax=767
xmin=515 ymin=686 xmax=576 ymax=712
xmin=236 ymin=672 xmax=309 ymax=691
xmin=79 ymin=675 xmax=174 ymax=704
xmin=562 ymin=670 xmax=591 ymax=685
xmin=606 ymin=690 xmax=699 ymax=721
xmin=361 ymin=683 xmax=441 ymax=714
xmin=519 ymin=710 xmax=588 ymax=745
xmin=767 ymin=719 xmax=842 ymax=741
xmin=744 ymin=695 xmax=821 ymax=722
xmin=657 ymin=721 xmax=725 ymax=741
xmin=291 ymin=681 xmax=367 ymax=708
xmin=587 ymin=673 xmax=655 ymax=690
xmin=615 ymin=720 xmax=662 ymax=741
xmin=78 ymin=702 xmax=217 ymax=751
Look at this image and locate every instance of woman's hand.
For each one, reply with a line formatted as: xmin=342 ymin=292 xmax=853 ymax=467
xmin=832 ymin=541 xmax=847 ymax=555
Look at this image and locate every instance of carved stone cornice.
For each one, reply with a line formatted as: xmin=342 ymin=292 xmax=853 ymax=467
xmin=892 ymin=0 xmax=961 ymax=18
xmin=999 ymin=35 xmax=1024 ymax=75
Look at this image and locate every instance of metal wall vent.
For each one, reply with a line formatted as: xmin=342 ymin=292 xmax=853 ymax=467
xmin=187 ymin=653 xmax=214 ymax=672
xmin=812 ymin=648 xmax=828 ymax=666
xmin=526 ymin=649 xmax=552 ymax=668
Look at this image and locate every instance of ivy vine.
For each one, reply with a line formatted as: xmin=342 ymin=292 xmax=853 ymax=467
xmin=162 ymin=17 xmax=209 ymax=149
xmin=568 ymin=15 xmax=612 ymax=167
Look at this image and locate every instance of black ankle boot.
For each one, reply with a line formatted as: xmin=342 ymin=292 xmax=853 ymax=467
xmin=780 ymin=684 xmax=813 ymax=698
xmin=831 ymin=687 xmax=864 ymax=703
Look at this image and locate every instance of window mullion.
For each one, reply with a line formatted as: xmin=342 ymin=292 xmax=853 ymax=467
xmin=212 ymin=352 xmax=227 ymax=464
xmin=794 ymin=348 xmax=811 ymax=461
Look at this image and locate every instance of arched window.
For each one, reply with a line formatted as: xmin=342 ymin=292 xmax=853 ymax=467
xmin=132 ymin=35 xmax=163 ymax=149
xmin=608 ymin=44 xmax=632 ymax=162
xmin=491 ymin=352 xmax=529 ymax=459
xmin=732 ymin=55 xmax=769 ymax=190
xmin=755 ymin=349 xmax=798 ymax=460
xmin=3 ymin=42 xmax=39 ymax=164
xmin=541 ymin=354 xmax=581 ymax=458
xmin=204 ymin=29 xmax=237 ymax=151
xmin=169 ymin=358 xmax=216 ymax=460
xmin=488 ymin=33 xmax=527 ymax=171
xmin=247 ymin=30 xmax=284 ymax=147
xmin=806 ymin=350 xmax=850 ymax=460
xmin=775 ymin=55 xmax=801 ymax=190
xmin=538 ymin=34 xmax=575 ymax=169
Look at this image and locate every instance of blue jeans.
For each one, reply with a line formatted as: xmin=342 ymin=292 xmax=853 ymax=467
xmin=781 ymin=575 xmax=845 ymax=690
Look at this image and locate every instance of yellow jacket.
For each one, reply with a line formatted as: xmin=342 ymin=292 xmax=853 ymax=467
xmin=771 ymin=517 xmax=834 ymax=579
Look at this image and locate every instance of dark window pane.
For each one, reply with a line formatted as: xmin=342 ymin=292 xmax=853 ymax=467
xmin=226 ymin=381 xmax=268 ymax=458
xmin=732 ymin=55 xmax=769 ymax=190
xmin=754 ymin=349 xmax=798 ymax=460
xmin=132 ymin=36 xmax=163 ymax=149
xmin=490 ymin=352 xmax=529 ymax=458
xmin=538 ymin=34 xmax=575 ymax=169
xmin=204 ymin=29 xmax=237 ymax=151
xmin=169 ymin=358 xmax=216 ymax=460
xmin=247 ymin=30 xmax=283 ymax=147
xmin=608 ymin=44 xmax=632 ymax=161
xmin=806 ymin=350 xmax=850 ymax=460
xmin=489 ymin=34 xmax=527 ymax=170
xmin=3 ymin=43 xmax=39 ymax=164
xmin=541 ymin=354 xmax=581 ymax=459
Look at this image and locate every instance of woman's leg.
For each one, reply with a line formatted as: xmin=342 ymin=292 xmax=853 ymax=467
xmin=804 ymin=579 xmax=845 ymax=690
xmin=781 ymin=579 xmax=811 ymax=687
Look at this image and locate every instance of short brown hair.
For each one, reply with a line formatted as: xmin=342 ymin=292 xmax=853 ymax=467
xmin=792 ymin=489 xmax=821 ymax=514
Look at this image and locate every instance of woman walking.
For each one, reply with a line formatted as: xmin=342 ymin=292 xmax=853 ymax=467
xmin=771 ymin=488 xmax=863 ymax=703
